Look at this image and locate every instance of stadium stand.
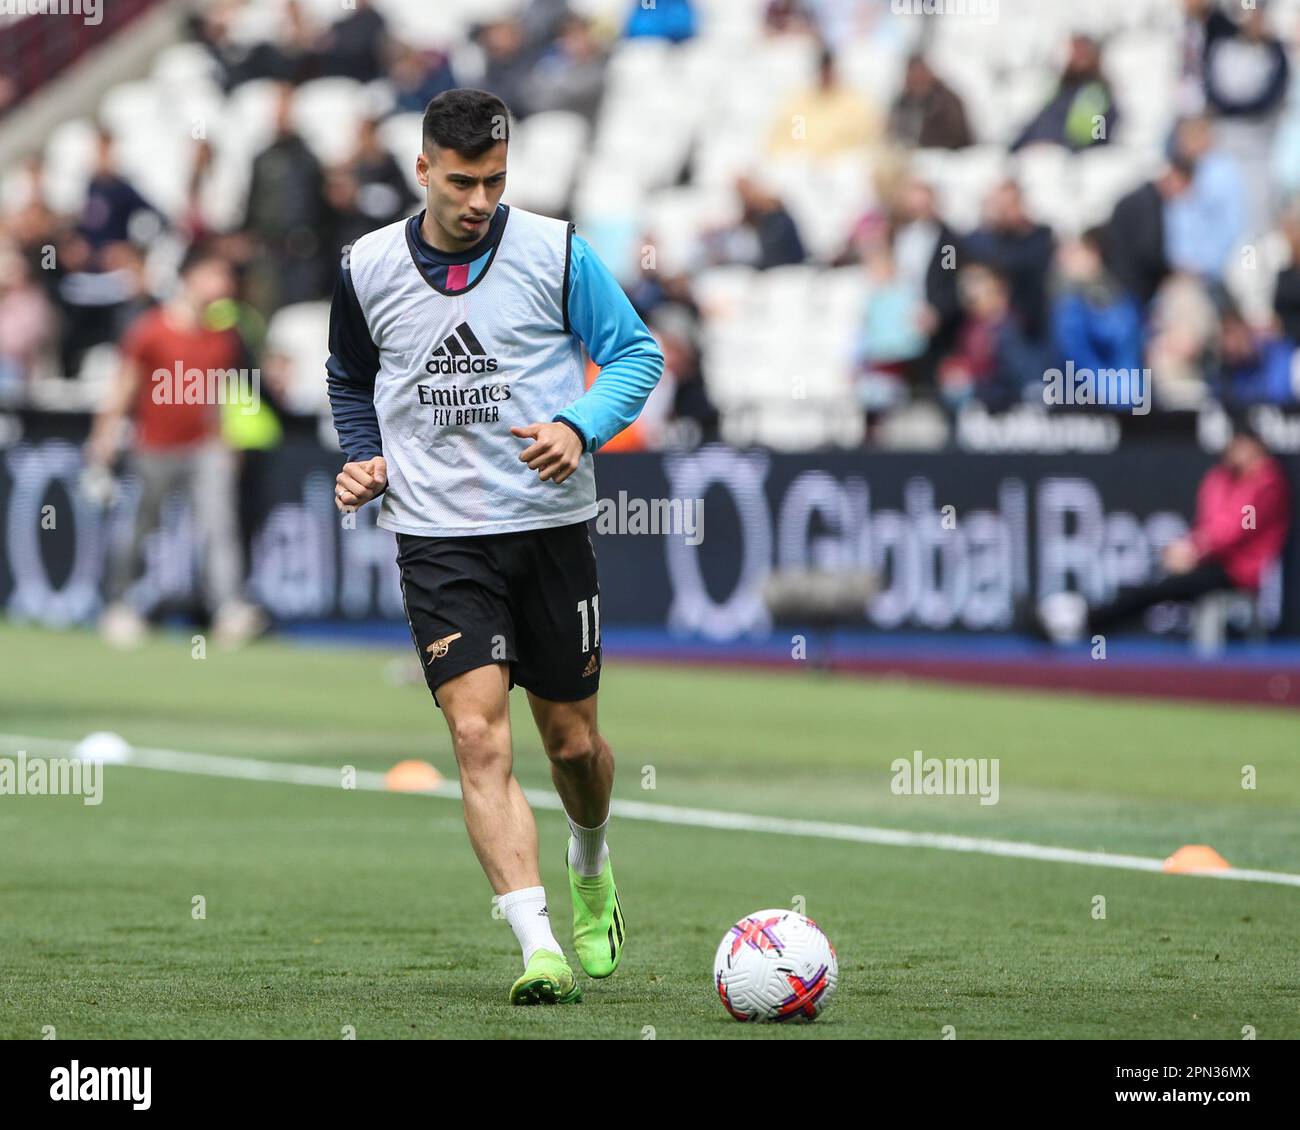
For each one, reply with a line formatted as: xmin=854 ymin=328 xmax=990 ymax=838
xmin=3 ymin=0 xmax=1300 ymax=449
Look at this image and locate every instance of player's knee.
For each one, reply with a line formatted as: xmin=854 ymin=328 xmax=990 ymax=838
xmin=449 ymin=712 xmax=505 ymax=760
xmin=546 ymin=725 xmax=603 ymax=767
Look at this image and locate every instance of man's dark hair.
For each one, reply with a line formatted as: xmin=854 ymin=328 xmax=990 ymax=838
xmin=422 ymin=89 xmax=511 ymax=157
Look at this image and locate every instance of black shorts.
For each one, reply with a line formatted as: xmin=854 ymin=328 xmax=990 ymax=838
xmin=396 ymin=520 xmax=602 ymax=707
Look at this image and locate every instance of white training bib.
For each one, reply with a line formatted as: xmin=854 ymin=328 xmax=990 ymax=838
xmin=347 ymin=206 xmax=596 ymax=536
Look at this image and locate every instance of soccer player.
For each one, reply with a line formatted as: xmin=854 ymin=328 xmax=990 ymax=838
xmin=325 ymin=90 xmax=663 ymax=1004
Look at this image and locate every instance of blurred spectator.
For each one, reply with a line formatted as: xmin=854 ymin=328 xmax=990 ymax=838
xmin=889 ymin=176 xmax=963 ymax=386
xmin=1273 ymin=203 xmax=1300 ymax=344
xmin=178 ymin=139 xmax=217 ymax=246
xmin=1100 ymin=159 xmax=1193 ymax=307
xmin=346 ymin=117 xmax=418 ymax=229
xmin=1211 ymin=309 xmax=1297 ymax=407
xmin=55 ymin=237 xmax=149 ymax=380
xmin=939 ymin=264 xmax=1053 ymax=411
xmin=207 ymin=0 xmax=320 ymax=87
xmin=478 ymin=20 xmax=538 ymax=120
xmin=1205 ymin=3 xmax=1289 ymax=239
xmin=764 ymin=0 xmax=818 ymax=37
xmin=1050 ymin=230 xmax=1144 ymax=394
xmin=242 ymin=84 xmax=333 ymax=313
xmin=855 ymin=244 xmax=929 ymax=411
xmin=768 ymin=0 xmax=889 ymax=45
xmin=702 ymin=176 xmax=807 ymax=270
xmin=624 ymin=0 xmax=697 ymax=43
xmin=85 ymin=245 xmax=265 ymax=649
xmin=323 ymin=115 xmax=417 ymax=254
xmin=3 ymin=155 xmax=66 ymax=306
xmin=664 ymin=345 xmax=721 ymax=448
xmin=1076 ymin=427 xmax=1291 ymax=637
xmin=390 ymin=45 xmax=458 ymax=114
xmin=964 ymin=180 xmax=1055 ymax=342
xmin=888 ymin=55 xmax=973 ymax=150
xmin=1147 ymin=273 xmax=1221 ymax=408
xmin=767 ymin=47 xmax=881 ymax=160
xmin=524 ymin=14 xmax=609 ymax=123
xmin=1012 ymin=34 xmax=1117 ymax=152
xmin=323 ymin=169 xmax=374 ymax=256
xmin=629 ymin=261 xmax=700 ymax=328
xmin=647 ymin=306 xmax=719 ymax=448
xmin=79 ymin=129 xmax=163 ymax=251
xmin=319 ymin=0 xmax=388 ymax=83
xmin=521 ymin=0 xmax=576 ymax=46
xmin=0 ymin=241 xmax=55 ymax=399
xmin=1176 ymin=0 xmax=1227 ymax=116
xmin=190 ymin=0 xmax=259 ymax=91
xmin=1204 ymin=1 xmax=1289 ymax=121
xmin=1165 ymin=115 xmax=1246 ymax=280
xmin=833 ymin=153 xmax=908 ymax=266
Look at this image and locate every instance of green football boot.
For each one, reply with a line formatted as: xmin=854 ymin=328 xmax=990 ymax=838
xmin=566 ymin=838 xmax=625 ymax=978
xmin=509 ymin=948 xmax=582 ymax=1005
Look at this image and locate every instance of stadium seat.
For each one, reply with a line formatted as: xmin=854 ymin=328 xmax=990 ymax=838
xmin=643 ymin=185 xmax=740 ymax=276
xmin=265 ymin=301 xmax=332 ymax=415
xmin=506 ymin=111 xmax=590 ymax=215
xmin=292 ymin=77 xmax=367 ymax=166
xmin=42 ymin=117 xmax=98 ymax=215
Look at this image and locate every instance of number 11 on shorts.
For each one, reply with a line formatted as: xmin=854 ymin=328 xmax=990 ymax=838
xmin=577 ymin=594 xmax=600 ymax=652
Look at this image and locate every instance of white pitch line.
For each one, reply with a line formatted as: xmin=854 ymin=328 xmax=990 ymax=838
xmin=4 ymin=734 xmax=1300 ymax=889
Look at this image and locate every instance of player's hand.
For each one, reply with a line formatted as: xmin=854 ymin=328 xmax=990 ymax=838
xmin=511 ymin=422 xmax=583 ymax=484
xmin=336 ymin=456 xmax=387 ymax=511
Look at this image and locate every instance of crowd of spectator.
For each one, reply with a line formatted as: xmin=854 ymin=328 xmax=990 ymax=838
xmin=2 ymin=0 xmax=1300 ymax=440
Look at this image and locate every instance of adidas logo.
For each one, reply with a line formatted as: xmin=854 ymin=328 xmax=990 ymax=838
xmin=582 ymin=654 xmax=599 ymax=677
xmin=426 ymin=321 xmax=499 ymax=375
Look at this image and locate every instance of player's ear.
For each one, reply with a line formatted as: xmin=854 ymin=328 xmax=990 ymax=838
xmin=415 ymin=149 xmax=430 ymax=187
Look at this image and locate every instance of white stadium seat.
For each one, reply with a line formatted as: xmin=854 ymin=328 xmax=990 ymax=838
xmin=265 ymin=301 xmax=333 ymax=415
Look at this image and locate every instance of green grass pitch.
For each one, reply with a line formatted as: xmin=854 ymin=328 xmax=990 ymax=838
xmin=1 ymin=621 xmax=1297 ymax=1039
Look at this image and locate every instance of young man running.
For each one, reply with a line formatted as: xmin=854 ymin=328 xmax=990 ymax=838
xmin=325 ymin=89 xmax=663 ymax=1004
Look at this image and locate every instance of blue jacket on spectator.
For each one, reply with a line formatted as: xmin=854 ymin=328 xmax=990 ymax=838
xmin=1052 ymin=292 xmax=1144 ymax=383
xmin=624 ymin=0 xmax=697 ymax=42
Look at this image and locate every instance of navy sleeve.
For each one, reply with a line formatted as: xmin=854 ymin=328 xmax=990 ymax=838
xmin=325 ymin=263 xmax=384 ymax=463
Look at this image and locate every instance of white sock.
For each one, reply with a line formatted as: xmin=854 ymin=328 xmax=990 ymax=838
xmin=567 ymin=814 xmax=609 ymax=877
xmin=498 ymin=886 xmax=561 ymax=967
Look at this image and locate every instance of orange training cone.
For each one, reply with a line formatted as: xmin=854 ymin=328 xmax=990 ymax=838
xmin=385 ymin=760 xmax=444 ymax=793
xmin=1163 ymin=845 xmax=1231 ymax=874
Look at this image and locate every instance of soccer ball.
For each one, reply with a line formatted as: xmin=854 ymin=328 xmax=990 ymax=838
xmin=713 ymin=909 xmax=838 ymax=1022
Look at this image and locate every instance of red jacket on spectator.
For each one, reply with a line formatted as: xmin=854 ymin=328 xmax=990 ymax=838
xmin=1190 ymin=458 xmax=1291 ymax=590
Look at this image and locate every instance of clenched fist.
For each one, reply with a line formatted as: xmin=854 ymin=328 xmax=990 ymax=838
xmin=511 ymin=422 xmax=583 ymax=484
xmin=335 ymin=456 xmax=387 ymax=511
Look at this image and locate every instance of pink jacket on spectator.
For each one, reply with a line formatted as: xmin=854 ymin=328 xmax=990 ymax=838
xmin=1190 ymin=459 xmax=1291 ymax=590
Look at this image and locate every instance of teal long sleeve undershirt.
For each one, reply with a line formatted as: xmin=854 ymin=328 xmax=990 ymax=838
xmin=554 ymin=234 xmax=665 ymax=451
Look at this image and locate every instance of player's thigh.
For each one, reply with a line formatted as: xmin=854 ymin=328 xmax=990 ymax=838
xmin=509 ymin=521 xmax=602 ymax=703
xmin=526 ymin=689 xmax=603 ymax=762
xmin=395 ymin=533 xmax=517 ymax=708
